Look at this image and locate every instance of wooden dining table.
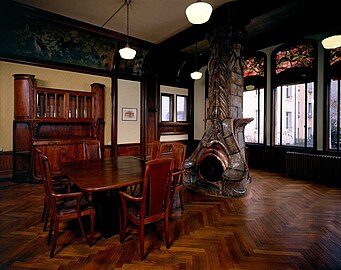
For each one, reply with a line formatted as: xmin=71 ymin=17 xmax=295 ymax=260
xmin=59 ymin=156 xmax=146 ymax=237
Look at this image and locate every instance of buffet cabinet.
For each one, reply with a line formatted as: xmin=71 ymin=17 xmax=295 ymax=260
xmin=13 ymin=74 xmax=105 ymax=182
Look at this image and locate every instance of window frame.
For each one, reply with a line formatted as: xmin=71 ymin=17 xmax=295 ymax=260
xmin=243 ymin=51 xmax=266 ymax=145
xmin=176 ymin=94 xmax=188 ymax=122
xmin=271 ymin=39 xmax=318 ymax=149
xmin=326 ymin=47 xmax=341 ymax=152
xmin=160 ymin=93 xmax=174 ymax=122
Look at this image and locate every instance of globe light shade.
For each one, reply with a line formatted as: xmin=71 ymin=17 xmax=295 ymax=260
xmin=186 ymin=1 xmax=213 ymax=24
xmin=245 ymin=85 xmax=255 ymax=91
xmin=119 ymin=44 xmax=136 ymax=60
xmin=321 ymin=35 xmax=341 ymax=49
xmin=190 ymin=71 xmax=202 ymax=80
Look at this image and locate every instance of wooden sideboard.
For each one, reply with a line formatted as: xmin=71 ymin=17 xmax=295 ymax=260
xmin=13 ymin=74 xmax=105 ymax=183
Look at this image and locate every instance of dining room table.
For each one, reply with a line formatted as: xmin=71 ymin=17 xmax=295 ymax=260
xmin=59 ymin=156 xmax=146 ymax=238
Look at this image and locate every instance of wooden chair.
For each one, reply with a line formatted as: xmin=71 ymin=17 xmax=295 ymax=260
xmin=83 ymin=139 xmax=102 ymax=160
xmin=38 ymin=151 xmax=95 ymax=258
xmin=169 ymin=143 xmax=187 ymax=211
xmin=119 ymin=158 xmax=174 ymax=260
xmin=150 ymin=141 xmax=162 ymax=160
xmin=36 ymin=149 xmax=70 ymax=232
xmin=159 ymin=142 xmax=175 ymax=158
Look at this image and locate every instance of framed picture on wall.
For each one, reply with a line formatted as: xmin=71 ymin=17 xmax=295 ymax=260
xmin=122 ymin=107 xmax=137 ymax=121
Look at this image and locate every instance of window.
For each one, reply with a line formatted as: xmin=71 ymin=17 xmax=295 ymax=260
xmin=273 ymin=40 xmax=317 ymax=147
xmin=286 ymin=86 xmax=292 ymax=99
xmin=161 ymin=94 xmax=173 ymax=122
xmin=161 ymin=92 xmax=188 ymax=123
xmin=308 ymin=102 xmax=312 ymax=117
xmin=176 ymin=95 xmax=187 ymax=122
xmin=286 ymin=112 xmax=292 ymax=129
xmin=327 ymin=47 xmax=341 ymax=150
xmin=243 ymin=52 xmax=266 ymax=144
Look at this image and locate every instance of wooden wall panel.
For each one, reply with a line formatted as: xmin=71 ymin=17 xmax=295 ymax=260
xmin=117 ymin=143 xmax=140 ymax=157
xmin=0 ymin=151 xmax=12 ymax=179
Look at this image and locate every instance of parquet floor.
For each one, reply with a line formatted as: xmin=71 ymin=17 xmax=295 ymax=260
xmin=1 ymin=169 xmax=341 ymax=270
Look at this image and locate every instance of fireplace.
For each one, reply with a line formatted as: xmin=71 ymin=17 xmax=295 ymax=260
xmin=198 ymin=143 xmax=227 ymax=183
xmin=184 ymin=21 xmax=252 ymax=197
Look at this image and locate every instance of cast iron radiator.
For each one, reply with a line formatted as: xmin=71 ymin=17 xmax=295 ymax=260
xmin=286 ymin=151 xmax=341 ymax=184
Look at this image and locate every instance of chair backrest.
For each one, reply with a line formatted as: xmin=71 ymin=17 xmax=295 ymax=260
xmin=150 ymin=141 xmax=162 ymax=159
xmin=159 ymin=143 xmax=174 ymax=158
xmin=37 ymin=150 xmax=58 ymax=216
xmin=142 ymin=158 xmax=173 ymax=217
xmin=83 ymin=139 xmax=101 ymax=160
xmin=171 ymin=143 xmax=187 ymax=171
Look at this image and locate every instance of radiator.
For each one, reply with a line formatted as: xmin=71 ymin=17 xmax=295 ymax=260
xmin=286 ymin=152 xmax=341 ymax=183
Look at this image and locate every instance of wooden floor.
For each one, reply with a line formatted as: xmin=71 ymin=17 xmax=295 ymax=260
xmin=1 ymin=169 xmax=341 ymax=270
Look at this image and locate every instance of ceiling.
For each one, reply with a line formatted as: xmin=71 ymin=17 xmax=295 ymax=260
xmin=11 ymin=0 xmax=340 ymax=55
xmin=13 ymin=0 xmax=232 ymax=44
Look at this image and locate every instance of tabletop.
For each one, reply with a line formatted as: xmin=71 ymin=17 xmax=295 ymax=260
xmin=60 ymin=156 xmax=146 ymax=193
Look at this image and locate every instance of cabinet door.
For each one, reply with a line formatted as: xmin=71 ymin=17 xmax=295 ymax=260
xmin=36 ymin=91 xmax=65 ymax=118
xmin=68 ymin=94 xmax=94 ymax=119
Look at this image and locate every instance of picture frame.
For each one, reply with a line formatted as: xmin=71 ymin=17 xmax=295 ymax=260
xmin=122 ymin=107 xmax=137 ymax=121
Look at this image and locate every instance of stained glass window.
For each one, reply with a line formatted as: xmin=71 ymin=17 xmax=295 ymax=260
xmin=275 ymin=43 xmax=315 ymax=75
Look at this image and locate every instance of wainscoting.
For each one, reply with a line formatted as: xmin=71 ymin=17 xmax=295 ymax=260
xmin=0 ymin=151 xmax=12 ymax=180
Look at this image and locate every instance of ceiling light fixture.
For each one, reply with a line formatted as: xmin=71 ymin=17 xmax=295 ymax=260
xmin=119 ymin=0 xmax=136 ymax=60
xmin=191 ymin=43 xmax=202 ymax=80
xmin=245 ymin=85 xmax=255 ymax=91
xmin=186 ymin=0 xmax=213 ymax=25
xmin=321 ymin=34 xmax=341 ymax=49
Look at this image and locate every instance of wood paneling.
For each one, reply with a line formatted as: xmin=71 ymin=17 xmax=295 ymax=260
xmin=0 ymin=151 xmax=12 ymax=179
xmin=117 ymin=143 xmax=140 ymax=156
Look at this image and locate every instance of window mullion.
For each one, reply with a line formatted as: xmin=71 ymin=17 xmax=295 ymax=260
xmin=336 ymin=79 xmax=341 ymax=150
xmin=280 ymin=85 xmax=283 ymax=145
xmin=304 ymin=82 xmax=308 ymax=147
xmin=256 ymin=87 xmax=260 ymax=143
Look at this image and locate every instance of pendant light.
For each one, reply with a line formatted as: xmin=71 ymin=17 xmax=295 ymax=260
xmin=191 ymin=43 xmax=202 ymax=80
xmin=119 ymin=0 xmax=136 ymax=60
xmin=186 ymin=0 xmax=213 ymax=25
xmin=321 ymin=34 xmax=341 ymax=49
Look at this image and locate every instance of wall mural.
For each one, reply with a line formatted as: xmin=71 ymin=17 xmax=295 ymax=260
xmin=0 ymin=5 xmax=148 ymax=76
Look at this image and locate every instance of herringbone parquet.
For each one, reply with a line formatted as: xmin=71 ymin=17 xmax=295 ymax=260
xmin=1 ymin=169 xmax=341 ymax=270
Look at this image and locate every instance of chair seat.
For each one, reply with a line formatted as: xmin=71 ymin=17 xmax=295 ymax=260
xmin=58 ymin=197 xmax=93 ymax=215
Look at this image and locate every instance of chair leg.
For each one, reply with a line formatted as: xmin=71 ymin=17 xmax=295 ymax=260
xmin=47 ymin=216 xmax=54 ymax=245
xmin=77 ymin=216 xmax=89 ymax=247
xmin=50 ymin=220 xmax=59 ymax=258
xmin=41 ymin=198 xmax=47 ymax=223
xmin=179 ymin=190 xmax=185 ymax=212
xmin=139 ymin=224 xmax=145 ymax=260
xmin=43 ymin=203 xmax=50 ymax=231
xmin=119 ymin=208 xmax=127 ymax=243
xmin=165 ymin=214 xmax=170 ymax=249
